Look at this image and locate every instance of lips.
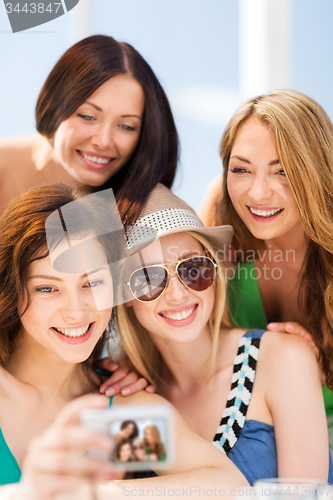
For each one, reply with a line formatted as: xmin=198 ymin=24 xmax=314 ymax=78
xmin=159 ymin=305 xmax=197 ymax=321
xmin=53 ymin=323 xmax=91 ymax=338
xmin=158 ymin=304 xmax=198 ymax=327
xmin=247 ymin=206 xmax=284 ymax=220
xmin=76 ymin=150 xmax=115 ymax=170
xmin=51 ymin=322 xmax=94 ymax=344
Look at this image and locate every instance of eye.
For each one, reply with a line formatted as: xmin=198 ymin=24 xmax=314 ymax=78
xmin=35 ymin=286 xmax=56 ymax=293
xmin=84 ymin=279 xmax=104 ymax=288
xmin=78 ymin=114 xmax=94 ymax=121
xmin=230 ymin=167 xmax=249 ymax=174
xmin=277 ymin=169 xmax=286 ymax=176
xmin=120 ymin=124 xmax=135 ymax=131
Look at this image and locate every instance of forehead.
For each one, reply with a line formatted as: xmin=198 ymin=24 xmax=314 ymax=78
xmin=86 ymin=74 xmax=145 ymax=112
xmin=232 ymin=117 xmax=277 ymax=153
xmin=129 ymin=232 xmax=204 ymax=268
xmin=29 ymin=237 xmax=108 ymax=277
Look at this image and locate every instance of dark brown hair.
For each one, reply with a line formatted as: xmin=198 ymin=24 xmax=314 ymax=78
xmin=36 ymin=35 xmax=179 ymax=223
xmin=120 ymin=420 xmax=139 ymax=441
xmin=0 ymin=183 xmax=120 ymax=378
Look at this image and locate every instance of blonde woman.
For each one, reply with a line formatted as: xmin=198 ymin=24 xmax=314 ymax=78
xmin=143 ymin=425 xmax=166 ymax=461
xmin=115 ymin=184 xmax=332 ymax=485
xmin=0 ymin=184 xmax=247 ymax=499
xmin=198 ymin=90 xmax=333 ymax=423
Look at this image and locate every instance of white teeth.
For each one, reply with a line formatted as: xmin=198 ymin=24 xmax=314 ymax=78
xmin=81 ymin=153 xmax=111 ymax=164
xmin=55 ymin=324 xmax=90 ymax=338
xmin=162 ymin=306 xmax=195 ymax=321
xmin=249 ymin=207 xmax=282 ymax=217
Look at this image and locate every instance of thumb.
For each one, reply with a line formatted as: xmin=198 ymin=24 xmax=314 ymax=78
xmin=54 ymin=394 xmax=109 ymax=428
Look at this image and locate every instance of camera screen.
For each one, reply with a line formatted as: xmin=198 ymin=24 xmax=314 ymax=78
xmin=81 ymin=404 xmax=175 ymax=471
xmin=110 ymin=418 xmax=167 ymax=464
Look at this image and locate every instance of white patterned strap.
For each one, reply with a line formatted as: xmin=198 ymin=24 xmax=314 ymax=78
xmin=212 ymin=333 xmax=261 ymax=455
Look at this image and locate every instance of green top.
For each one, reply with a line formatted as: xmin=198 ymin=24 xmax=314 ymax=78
xmin=0 ymin=428 xmax=21 ymax=485
xmin=228 ymin=261 xmax=267 ymax=329
xmin=228 ymin=261 xmax=333 ymax=441
xmin=0 ymin=395 xmax=114 ymax=485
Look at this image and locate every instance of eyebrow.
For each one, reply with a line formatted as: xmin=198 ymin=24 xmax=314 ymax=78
xmin=85 ymin=101 xmax=142 ymax=119
xmin=29 ymin=266 xmax=109 ymax=281
xmin=230 ymin=155 xmax=280 ymax=166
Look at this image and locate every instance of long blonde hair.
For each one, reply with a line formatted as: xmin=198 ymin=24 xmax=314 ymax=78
xmin=219 ymin=89 xmax=333 ymax=387
xmin=116 ymin=232 xmax=229 ymax=389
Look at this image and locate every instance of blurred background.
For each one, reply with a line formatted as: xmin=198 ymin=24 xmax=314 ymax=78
xmin=1 ymin=0 xmax=333 ymax=210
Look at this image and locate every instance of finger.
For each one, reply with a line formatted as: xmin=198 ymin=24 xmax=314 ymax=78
xmin=267 ymin=321 xmax=305 ymax=335
xmin=145 ymin=384 xmax=156 ymax=394
xmin=99 ymin=357 xmax=119 ymax=373
xmin=100 ymin=367 xmax=134 ymax=393
xmin=105 ymin=371 xmax=139 ymax=397
xmin=119 ymin=376 xmax=149 ymax=397
xmin=31 ymin=451 xmax=116 ymax=479
xmin=53 ymin=394 xmax=109 ymax=427
xmin=37 ymin=427 xmax=114 ymax=456
xmin=267 ymin=322 xmax=289 ymax=332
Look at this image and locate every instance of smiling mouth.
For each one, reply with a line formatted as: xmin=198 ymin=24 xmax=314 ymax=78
xmin=159 ymin=305 xmax=197 ymax=321
xmin=78 ymin=151 xmax=114 ymax=165
xmin=249 ymin=207 xmax=283 ymax=218
xmin=53 ymin=323 xmax=92 ymax=338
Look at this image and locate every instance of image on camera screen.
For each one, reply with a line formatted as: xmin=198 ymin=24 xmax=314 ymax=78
xmin=110 ymin=418 xmax=167 ymax=464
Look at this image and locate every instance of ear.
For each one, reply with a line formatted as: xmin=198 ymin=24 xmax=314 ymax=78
xmin=124 ymin=300 xmax=133 ymax=308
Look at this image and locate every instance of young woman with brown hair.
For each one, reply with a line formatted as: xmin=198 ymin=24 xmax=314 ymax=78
xmin=0 ymin=35 xmax=179 ymax=222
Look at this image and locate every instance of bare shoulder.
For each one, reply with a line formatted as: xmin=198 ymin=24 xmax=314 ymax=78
xmin=113 ymin=392 xmax=170 ymax=407
xmin=259 ymin=330 xmax=320 ymax=379
xmin=0 ymin=135 xmax=41 ymax=170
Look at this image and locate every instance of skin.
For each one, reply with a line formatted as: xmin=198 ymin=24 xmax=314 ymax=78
xmin=122 ymin=423 xmax=135 ymax=439
xmin=0 ymin=74 xmax=145 ymax=214
xmin=198 ymin=117 xmax=310 ymax=330
xmin=117 ymin=443 xmax=132 ymax=462
xmin=0 ymin=74 xmax=150 ymax=396
xmin=132 ymin=440 xmax=146 ymax=461
xmin=0 ymin=237 xmax=248 ymax=498
xmin=126 ymin=232 xmax=328 ymax=479
xmin=144 ymin=428 xmax=154 ymax=446
xmin=50 ymin=75 xmax=145 ymax=187
xmin=1 ymin=238 xmax=113 ymax=468
xmin=126 ymin=234 xmax=215 ymax=347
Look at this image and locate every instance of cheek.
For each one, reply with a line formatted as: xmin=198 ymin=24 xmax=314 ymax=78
xmin=120 ymin=135 xmax=140 ymax=157
xmin=131 ymin=303 xmax=155 ymax=329
xmin=226 ymin=173 xmax=238 ymax=205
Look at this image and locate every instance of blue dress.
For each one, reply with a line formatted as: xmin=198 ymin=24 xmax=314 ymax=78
xmin=212 ymin=329 xmax=333 ymax=485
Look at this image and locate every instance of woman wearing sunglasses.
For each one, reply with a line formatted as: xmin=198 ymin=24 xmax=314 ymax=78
xmin=0 ymin=184 xmax=247 ymax=498
xmin=115 ymin=183 xmax=333 ymax=485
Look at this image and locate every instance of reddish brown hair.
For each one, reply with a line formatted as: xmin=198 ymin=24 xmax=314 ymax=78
xmin=0 ymin=184 xmax=119 ymax=378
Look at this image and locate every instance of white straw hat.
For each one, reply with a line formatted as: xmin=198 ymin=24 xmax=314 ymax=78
xmin=126 ymin=184 xmax=233 ymax=257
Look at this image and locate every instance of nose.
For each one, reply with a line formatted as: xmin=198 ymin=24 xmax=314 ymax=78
xmin=248 ymin=172 xmax=274 ymax=202
xmin=60 ymin=289 xmax=90 ymax=321
xmin=164 ymin=272 xmax=189 ymax=302
xmin=91 ymin=122 xmax=114 ymax=150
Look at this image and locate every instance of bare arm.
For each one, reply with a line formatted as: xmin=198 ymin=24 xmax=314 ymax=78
xmin=260 ymin=332 xmax=328 ymax=479
xmin=6 ymin=393 xmax=248 ymax=499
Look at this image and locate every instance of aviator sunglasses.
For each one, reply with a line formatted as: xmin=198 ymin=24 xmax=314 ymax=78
xmin=127 ymin=256 xmax=217 ymax=303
